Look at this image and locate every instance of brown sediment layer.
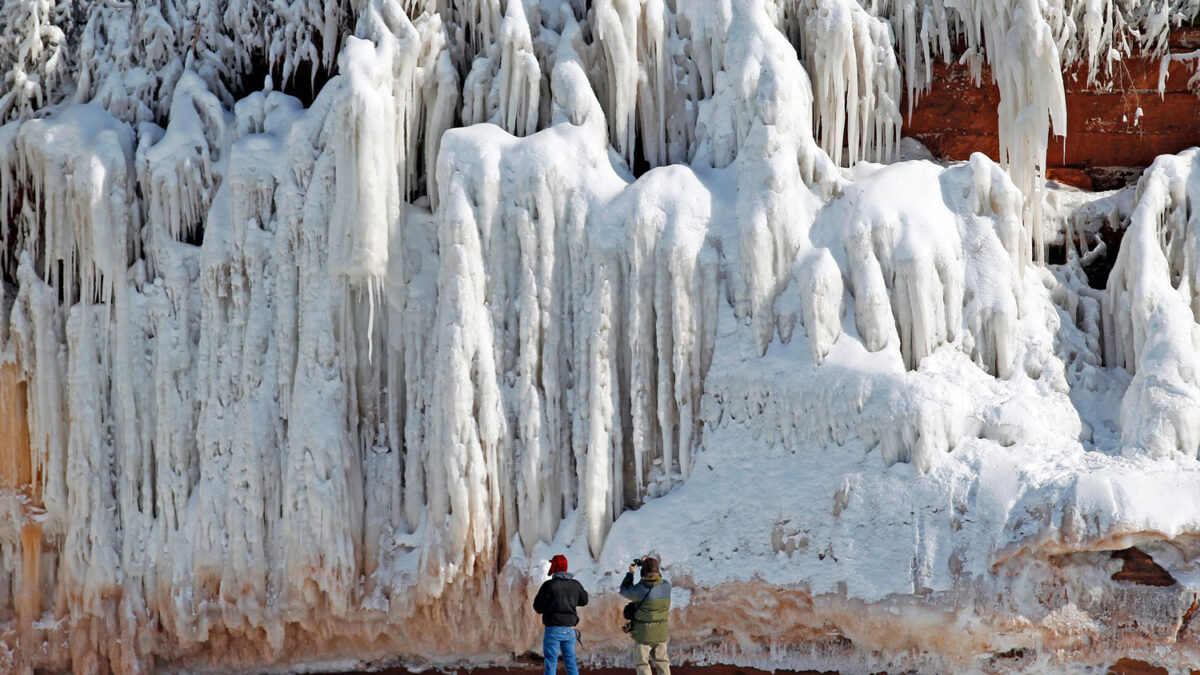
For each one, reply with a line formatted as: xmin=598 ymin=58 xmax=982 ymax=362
xmin=322 ymin=667 xmax=837 ymax=675
xmin=0 ymin=556 xmax=1197 ymax=672
xmin=320 ymin=665 xmax=1200 ymax=675
xmin=0 ymin=526 xmax=1198 ymax=674
xmin=1105 ymin=657 xmax=1200 ymax=675
xmin=128 ymin=571 xmax=1200 ymax=673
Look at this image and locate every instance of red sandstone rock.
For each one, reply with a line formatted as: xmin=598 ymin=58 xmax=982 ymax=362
xmin=1110 ymin=548 xmax=1177 ymax=587
xmin=1107 ymin=657 xmax=1169 ymax=674
xmin=904 ymin=30 xmax=1200 ymax=190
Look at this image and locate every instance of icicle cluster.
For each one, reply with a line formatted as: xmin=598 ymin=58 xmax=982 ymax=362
xmin=776 ymin=0 xmax=902 ymax=166
xmin=0 ymin=0 xmax=356 ymax=126
xmin=0 ymin=0 xmax=72 ymax=122
xmin=992 ymin=0 xmax=1067 ymax=264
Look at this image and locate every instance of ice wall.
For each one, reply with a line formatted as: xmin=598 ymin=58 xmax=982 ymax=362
xmin=3 ymin=0 xmax=1200 ymax=672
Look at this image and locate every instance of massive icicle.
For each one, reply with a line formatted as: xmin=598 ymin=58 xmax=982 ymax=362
xmin=1106 ymin=149 xmax=1200 ymax=458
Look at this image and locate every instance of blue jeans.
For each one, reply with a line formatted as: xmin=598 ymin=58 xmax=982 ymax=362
xmin=543 ymin=625 xmax=578 ymax=675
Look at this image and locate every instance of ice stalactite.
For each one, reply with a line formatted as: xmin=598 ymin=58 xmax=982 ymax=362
xmin=141 ymin=240 xmax=202 ymax=646
xmin=412 ymin=19 xmax=460 ymax=208
xmin=777 ymin=0 xmax=902 ymax=166
xmin=572 ymin=0 xmax=847 ymax=177
xmin=432 ymin=23 xmax=731 ymax=559
xmin=282 ymin=181 xmax=364 ymax=623
xmin=324 ymin=6 xmax=457 ymax=599
xmin=276 ymin=0 xmax=461 ymax=614
xmin=822 ymin=157 xmax=1024 ymax=377
xmin=494 ymin=0 xmax=541 ymax=137
xmin=1080 ymin=0 xmax=1116 ymax=86
xmin=220 ymin=0 xmax=350 ymax=89
xmin=776 ymin=247 xmax=843 ymax=363
xmin=732 ymin=153 xmax=1032 ymax=471
xmin=75 ymin=1 xmax=195 ymax=124
xmin=62 ymin=303 xmax=121 ymax=639
xmin=136 ymin=70 xmax=230 ymax=274
xmin=961 ymin=153 xmax=1025 ymax=377
xmin=852 ymin=0 xmax=1198 ymax=109
xmin=861 ymin=0 xmax=1066 ymax=262
xmin=13 ymin=104 xmax=138 ymax=303
xmin=634 ymin=0 xmax=679 ymax=167
xmin=583 ymin=267 xmax=619 ymax=559
xmin=5 ymin=102 xmax=147 ymax=670
xmin=462 ymin=0 xmax=541 ymax=136
xmin=436 ymin=0 xmax=503 ymax=76
xmin=680 ymin=0 xmax=841 ymax=191
xmin=0 ymin=0 xmax=471 ymax=661
xmin=8 ymin=263 xmax=67 ymax=536
xmin=215 ymin=133 xmax=287 ymax=640
xmin=621 ymin=166 xmax=719 ymax=510
xmin=1106 ymin=148 xmax=1200 ymax=459
xmin=330 ymin=14 xmax=403 ymax=286
xmin=434 ymin=41 xmax=608 ymax=561
xmin=74 ymin=0 xmax=354 ymax=125
xmin=992 ymin=0 xmax=1067 ymax=265
xmin=0 ymin=0 xmax=71 ymax=123
xmin=591 ymin=0 xmax=638 ymax=164
xmin=573 ymin=0 xmax=696 ymax=170
xmin=849 ymin=0 xmax=940 ymax=118
xmin=1157 ymin=47 xmax=1200 ymax=96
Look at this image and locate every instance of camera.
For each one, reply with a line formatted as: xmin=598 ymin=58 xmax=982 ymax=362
xmin=632 ymin=558 xmax=644 ymax=566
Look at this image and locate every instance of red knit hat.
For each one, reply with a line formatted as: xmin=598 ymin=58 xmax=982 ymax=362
xmin=548 ymin=554 xmax=568 ymax=575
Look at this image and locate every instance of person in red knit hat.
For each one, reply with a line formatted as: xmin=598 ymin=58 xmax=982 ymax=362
xmin=533 ymin=554 xmax=589 ymax=675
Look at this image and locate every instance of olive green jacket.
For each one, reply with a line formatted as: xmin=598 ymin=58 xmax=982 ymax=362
xmin=621 ymin=573 xmax=671 ymax=644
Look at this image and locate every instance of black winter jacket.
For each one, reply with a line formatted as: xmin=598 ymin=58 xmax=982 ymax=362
xmin=533 ymin=572 xmax=589 ymax=627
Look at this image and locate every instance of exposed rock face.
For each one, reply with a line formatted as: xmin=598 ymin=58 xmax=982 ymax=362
xmin=0 ymin=363 xmax=41 ymax=628
xmin=1111 ymin=548 xmax=1177 ymax=587
xmin=906 ymin=28 xmax=1200 ymax=190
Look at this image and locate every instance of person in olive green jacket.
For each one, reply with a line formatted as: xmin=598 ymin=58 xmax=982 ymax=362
xmin=620 ymin=557 xmax=671 ymax=675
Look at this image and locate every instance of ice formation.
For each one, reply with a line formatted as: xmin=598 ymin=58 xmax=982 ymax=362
xmin=1106 ymin=148 xmax=1200 ymax=459
xmin=4 ymin=0 xmax=1200 ymax=673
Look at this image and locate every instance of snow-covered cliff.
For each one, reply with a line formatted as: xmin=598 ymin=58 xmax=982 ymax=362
xmin=3 ymin=0 xmax=1200 ymax=672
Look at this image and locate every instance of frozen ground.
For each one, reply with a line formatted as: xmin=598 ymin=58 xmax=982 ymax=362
xmin=3 ymin=0 xmax=1200 ymax=673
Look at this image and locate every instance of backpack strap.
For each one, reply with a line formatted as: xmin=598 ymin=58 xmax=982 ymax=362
xmin=630 ymin=583 xmax=653 ymax=623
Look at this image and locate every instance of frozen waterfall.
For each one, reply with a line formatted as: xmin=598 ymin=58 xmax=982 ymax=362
xmin=4 ymin=0 xmax=1200 ymax=672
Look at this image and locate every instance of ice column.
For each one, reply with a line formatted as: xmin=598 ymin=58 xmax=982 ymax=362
xmin=993 ymin=0 xmax=1067 ymax=265
xmin=1106 ymin=149 xmax=1200 ymax=458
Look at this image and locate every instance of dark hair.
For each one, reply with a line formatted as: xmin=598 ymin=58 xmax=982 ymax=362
xmin=640 ymin=557 xmax=660 ymax=576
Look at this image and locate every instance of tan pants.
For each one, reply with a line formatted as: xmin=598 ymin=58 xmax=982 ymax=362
xmin=633 ymin=642 xmax=670 ymax=675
